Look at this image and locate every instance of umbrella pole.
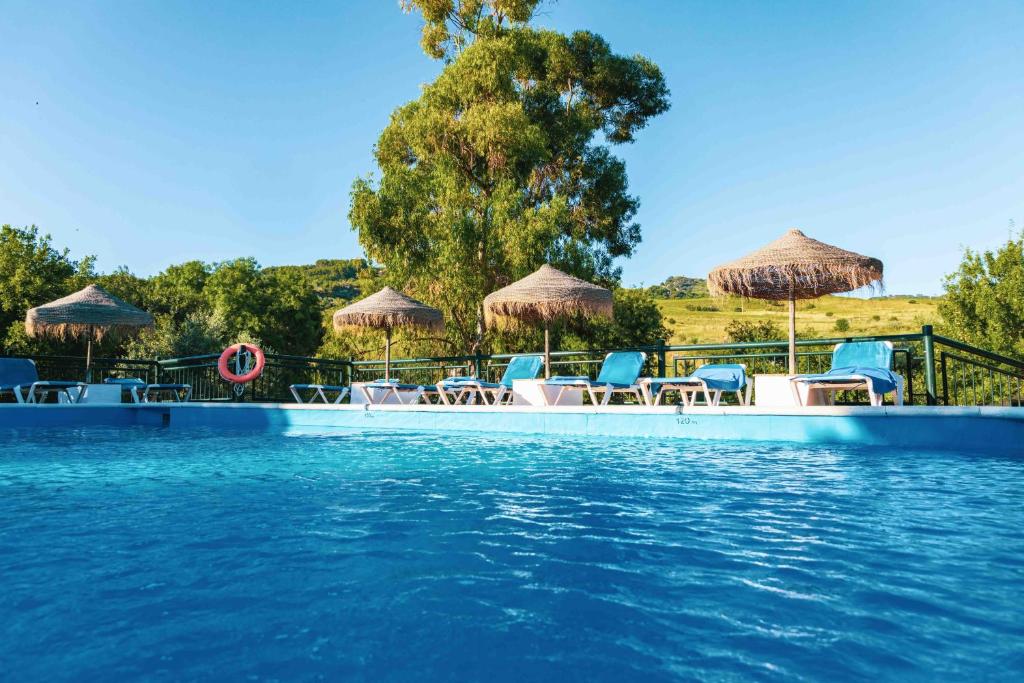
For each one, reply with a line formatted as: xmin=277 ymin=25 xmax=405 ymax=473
xmin=544 ymin=325 xmax=551 ymax=379
xmin=85 ymin=335 xmax=93 ymax=383
xmin=385 ymin=328 xmax=392 ymax=382
xmin=788 ymin=292 xmax=797 ymax=375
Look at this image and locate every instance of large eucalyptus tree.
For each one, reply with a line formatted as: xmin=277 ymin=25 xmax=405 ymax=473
xmin=350 ymin=0 xmax=670 ymax=352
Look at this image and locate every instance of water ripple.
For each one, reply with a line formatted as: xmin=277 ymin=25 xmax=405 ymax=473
xmin=0 ymin=426 xmax=1022 ymax=681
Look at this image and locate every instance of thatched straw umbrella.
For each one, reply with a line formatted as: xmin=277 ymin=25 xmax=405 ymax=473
xmin=707 ymin=229 xmax=883 ymax=374
xmin=25 ymin=284 xmax=155 ymax=381
xmin=484 ymin=264 xmax=613 ymax=378
xmin=332 ymin=286 xmax=444 ymax=381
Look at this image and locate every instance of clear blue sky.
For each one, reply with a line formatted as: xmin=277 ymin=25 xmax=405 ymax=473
xmin=1 ymin=0 xmax=1021 ymax=295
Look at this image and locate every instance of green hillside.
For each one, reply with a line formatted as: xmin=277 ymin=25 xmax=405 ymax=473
xmin=659 ymin=293 xmax=941 ymax=344
xmin=264 ymin=258 xmax=380 ymax=309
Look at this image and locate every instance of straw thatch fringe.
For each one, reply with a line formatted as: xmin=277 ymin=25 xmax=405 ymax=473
xmin=25 ymin=284 xmax=154 ymax=341
xmin=333 ymin=286 xmax=444 ymax=332
xmin=484 ymin=264 xmax=613 ymax=326
xmin=706 ymin=229 xmax=883 ymax=300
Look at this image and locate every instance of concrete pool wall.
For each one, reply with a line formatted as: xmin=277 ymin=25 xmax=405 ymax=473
xmin=1 ymin=402 xmax=1022 ymax=454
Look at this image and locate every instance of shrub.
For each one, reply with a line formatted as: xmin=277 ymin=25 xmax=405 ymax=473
xmin=825 ymin=311 xmax=834 ymax=317
xmin=872 ymin=314 xmax=881 ymax=321
xmin=834 ymin=318 xmax=851 ymax=333
xmin=725 ymin=319 xmax=784 ymax=343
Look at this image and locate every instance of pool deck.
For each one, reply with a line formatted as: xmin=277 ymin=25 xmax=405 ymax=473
xmin=2 ymin=402 xmax=1022 ymax=453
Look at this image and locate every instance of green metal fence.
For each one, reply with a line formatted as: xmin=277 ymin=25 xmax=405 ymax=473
xmin=156 ymin=353 xmax=352 ymax=402
xmin=347 ymin=325 xmax=1024 ymax=407
xmin=6 ymin=325 xmax=1024 ymax=407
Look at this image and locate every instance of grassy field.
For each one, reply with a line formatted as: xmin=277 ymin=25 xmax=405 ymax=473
xmin=658 ymin=295 xmax=941 ymax=345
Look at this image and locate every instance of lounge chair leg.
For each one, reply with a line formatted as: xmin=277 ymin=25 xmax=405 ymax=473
xmin=790 ymin=381 xmax=804 ymax=406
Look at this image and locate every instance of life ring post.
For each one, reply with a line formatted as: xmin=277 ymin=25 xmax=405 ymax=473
xmin=218 ymin=343 xmax=266 ymax=393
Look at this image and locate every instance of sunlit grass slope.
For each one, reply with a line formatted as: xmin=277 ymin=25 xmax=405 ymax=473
xmin=658 ymin=295 xmax=941 ymax=345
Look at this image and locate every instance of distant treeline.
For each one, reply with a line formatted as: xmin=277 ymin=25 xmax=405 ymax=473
xmin=0 ymin=225 xmax=668 ymax=362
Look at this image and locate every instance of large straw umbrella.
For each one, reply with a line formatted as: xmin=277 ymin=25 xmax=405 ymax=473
xmin=332 ymin=287 xmax=444 ymax=381
xmin=484 ymin=264 xmax=613 ymax=378
xmin=25 ymin=284 xmax=155 ymax=381
xmin=707 ymin=229 xmax=883 ymax=374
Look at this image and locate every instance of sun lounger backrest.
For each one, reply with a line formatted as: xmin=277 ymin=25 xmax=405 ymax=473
xmin=500 ymin=355 xmax=543 ymax=387
xmin=596 ymin=351 xmax=646 ymax=386
xmin=693 ymin=363 xmax=746 ymax=381
xmin=0 ymin=358 xmax=39 ymax=387
xmin=831 ymin=341 xmax=893 ymax=370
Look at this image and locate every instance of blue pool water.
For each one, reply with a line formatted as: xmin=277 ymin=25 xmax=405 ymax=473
xmin=1 ymin=427 xmax=1022 ymax=681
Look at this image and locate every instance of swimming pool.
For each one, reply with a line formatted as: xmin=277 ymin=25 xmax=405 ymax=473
xmin=2 ymin=426 xmax=1022 ymax=680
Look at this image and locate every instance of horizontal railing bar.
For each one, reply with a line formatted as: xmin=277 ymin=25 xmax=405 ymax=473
xmin=933 ymin=335 xmax=1024 ymax=371
xmin=941 ymin=352 xmax=1024 ymax=379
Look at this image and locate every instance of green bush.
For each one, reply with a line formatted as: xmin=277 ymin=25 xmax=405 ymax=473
xmin=834 ymin=318 xmax=851 ymax=332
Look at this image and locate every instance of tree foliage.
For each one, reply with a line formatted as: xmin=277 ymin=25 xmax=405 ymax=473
xmin=351 ymin=8 xmax=669 ymax=353
xmin=939 ymin=232 xmax=1024 ymax=358
xmin=565 ymin=287 xmax=668 ymax=350
xmin=0 ymin=227 xmax=327 ymax=359
xmin=0 ymin=225 xmax=86 ymax=339
xmin=401 ymin=0 xmax=542 ymax=60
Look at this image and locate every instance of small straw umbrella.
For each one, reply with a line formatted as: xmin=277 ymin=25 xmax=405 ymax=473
xmin=484 ymin=264 xmax=614 ymax=378
xmin=25 ymin=284 xmax=155 ymax=381
xmin=332 ymin=286 xmax=444 ymax=381
xmin=707 ymin=229 xmax=883 ymax=374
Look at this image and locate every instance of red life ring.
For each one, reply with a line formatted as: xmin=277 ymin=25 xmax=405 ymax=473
xmin=218 ymin=343 xmax=265 ymax=384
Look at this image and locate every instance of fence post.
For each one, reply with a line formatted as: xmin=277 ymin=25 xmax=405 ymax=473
xmin=922 ymin=324 xmax=937 ymax=405
xmin=656 ymin=339 xmax=666 ymax=378
xmin=474 ymin=350 xmax=484 ymax=380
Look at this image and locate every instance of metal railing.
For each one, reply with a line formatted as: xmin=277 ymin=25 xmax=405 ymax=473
xmin=348 ymin=326 xmax=1022 ymax=407
xmin=6 ymin=325 xmax=1023 ymax=407
xmin=4 ymin=354 xmax=160 ymax=385
xmin=156 ymin=353 xmax=353 ymax=402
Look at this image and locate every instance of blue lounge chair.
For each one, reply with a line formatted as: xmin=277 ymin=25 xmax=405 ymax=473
xmin=104 ymin=377 xmax=193 ymax=403
xmin=540 ymin=351 xmax=647 ymax=406
xmin=436 ymin=354 xmax=543 ymax=405
xmin=639 ymin=364 xmax=750 ymax=407
xmin=0 ymin=358 xmax=88 ymax=404
xmin=790 ymin=341 xmax=904 ymax=406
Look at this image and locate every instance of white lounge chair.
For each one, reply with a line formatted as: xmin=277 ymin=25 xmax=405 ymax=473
xmin=0 ymin=358 xmax=88 ymax=404
xmin=436 ymin=355 xmax=544 ymax=405
xmin=790 ymin=341 xmax=904 ymax=406
xmin=539 ymin=351 xmax=647 ymax=406
xmin=639 ymin=363 xmax=751 ymax=406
